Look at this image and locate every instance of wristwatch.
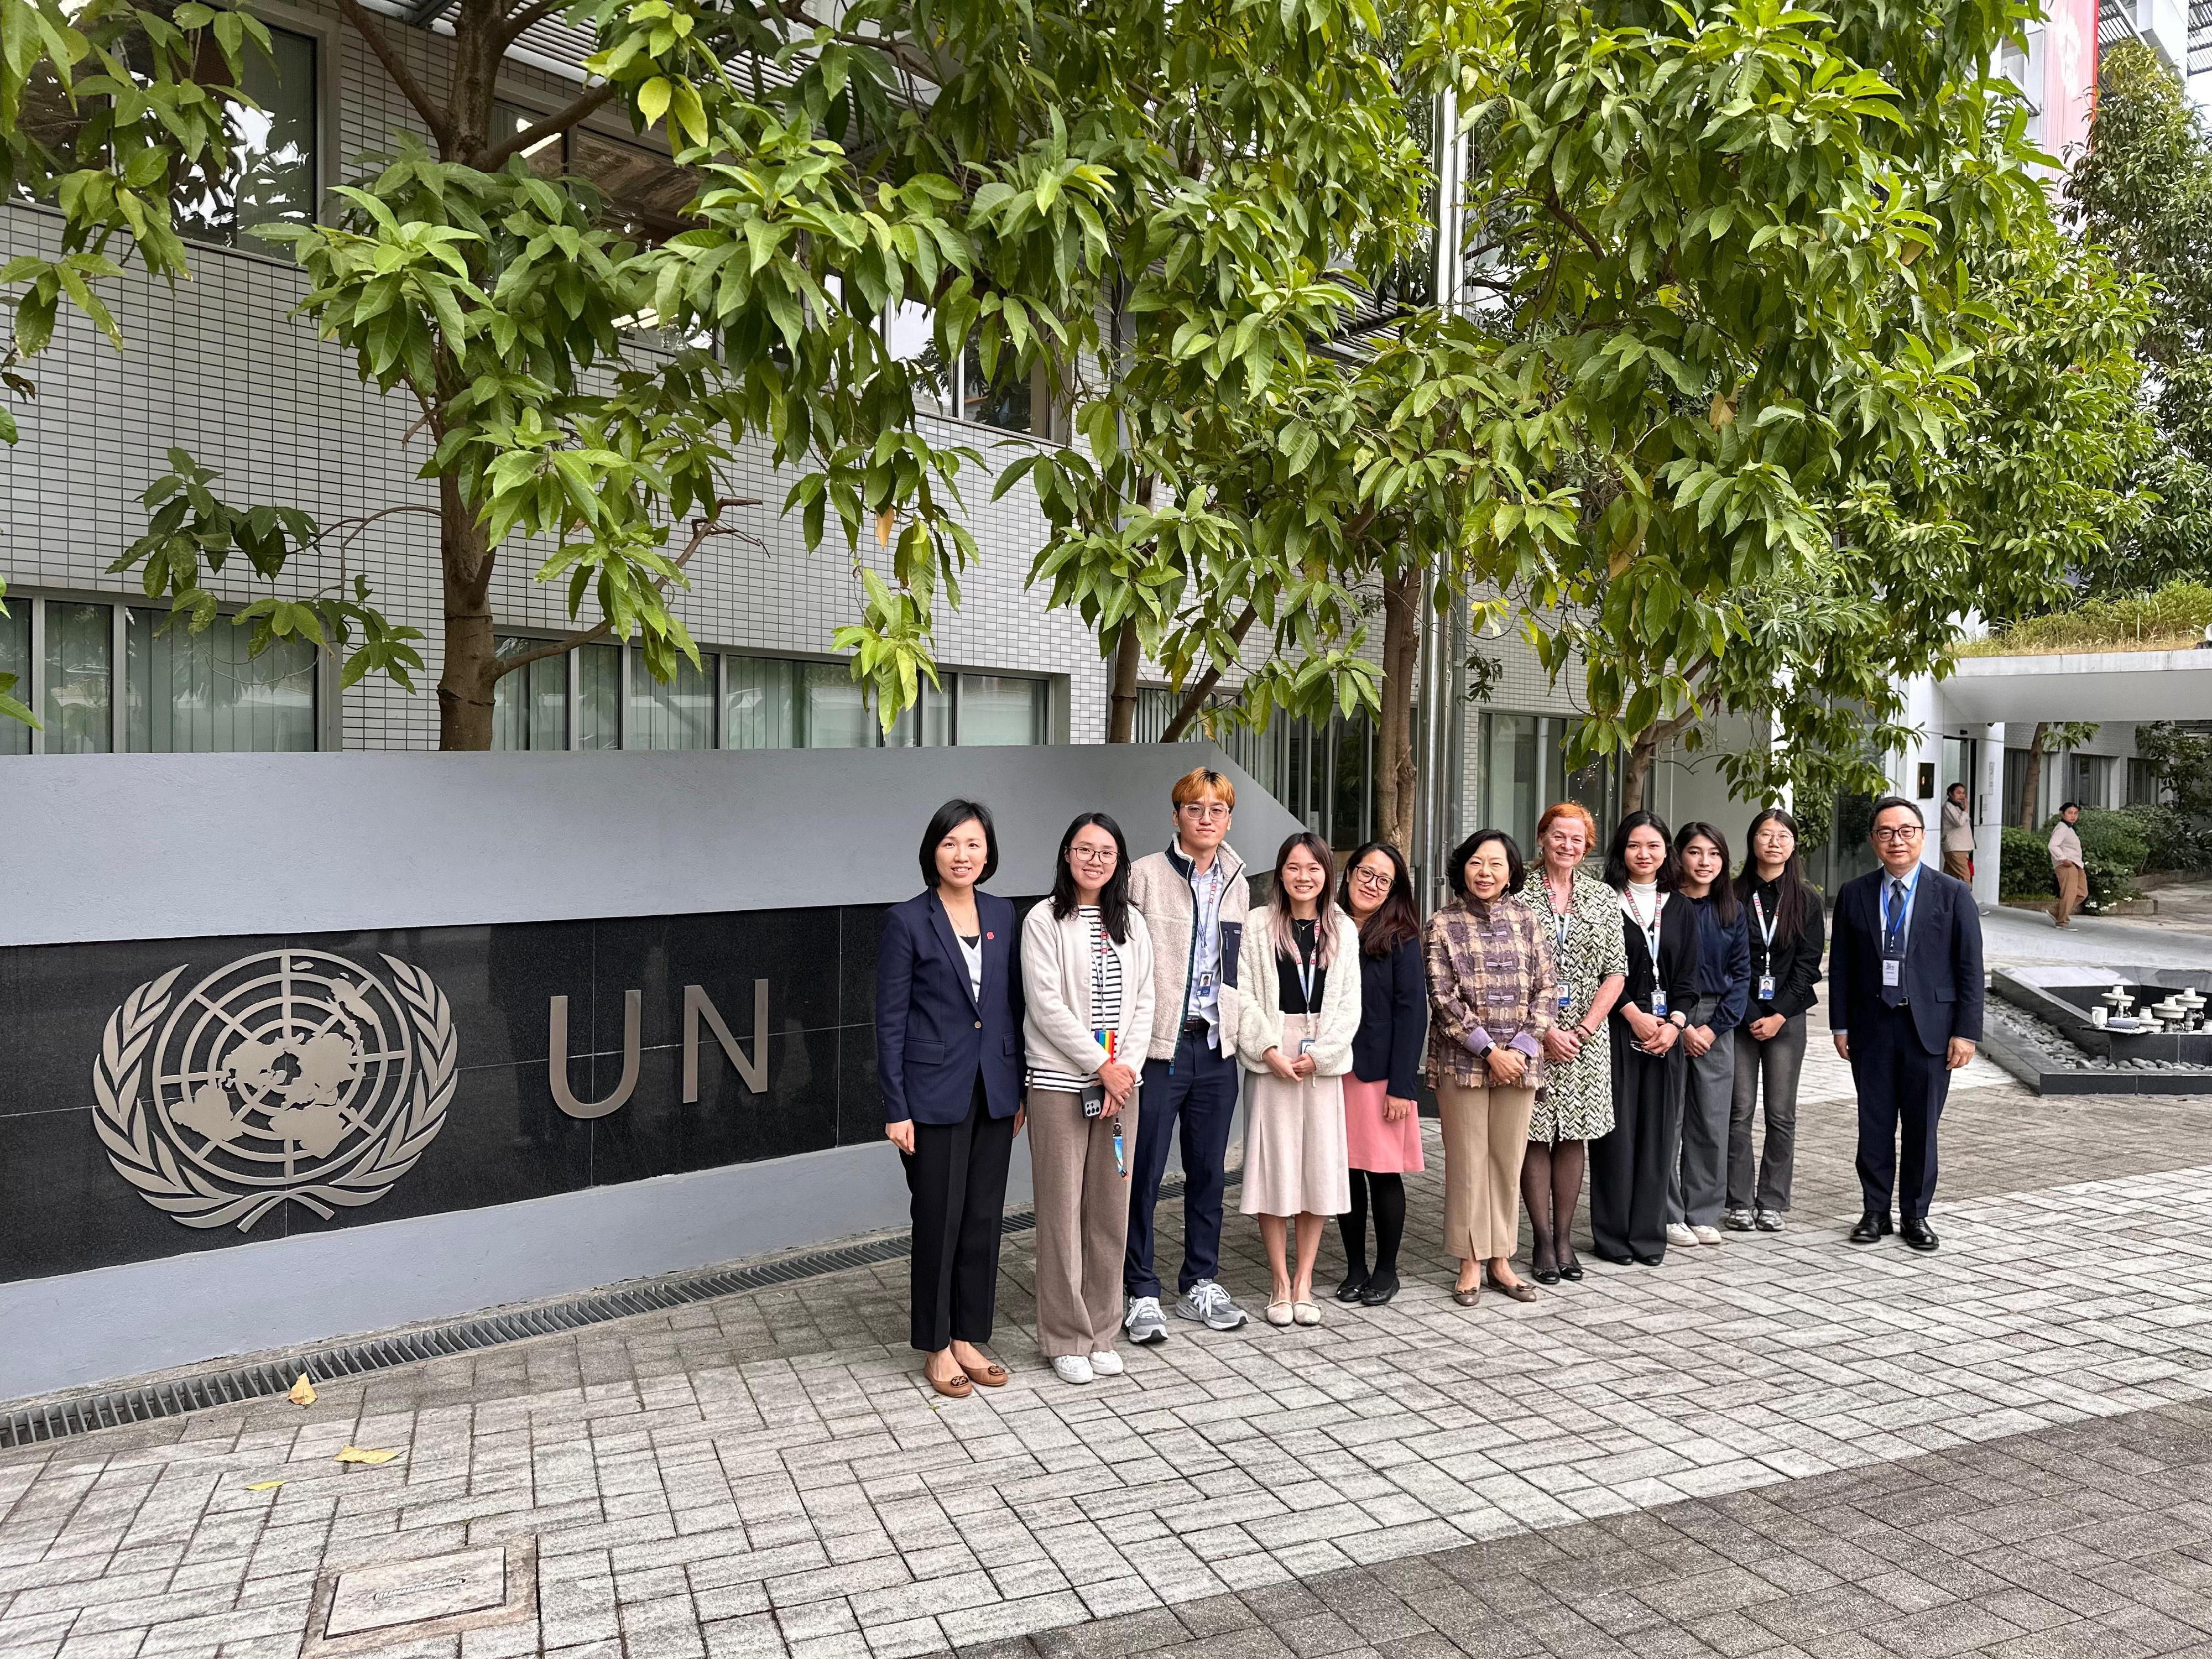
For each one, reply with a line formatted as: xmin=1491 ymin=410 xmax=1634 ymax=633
xmin=1668 ymin=1011 xmax=1688 ymax=1028
xmin=1475 ymin=1041 xmax=1496 ymax=1061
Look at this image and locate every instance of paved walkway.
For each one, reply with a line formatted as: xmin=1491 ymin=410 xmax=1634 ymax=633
xmin=4 ymin=1008 xmax=2212 ymax=1659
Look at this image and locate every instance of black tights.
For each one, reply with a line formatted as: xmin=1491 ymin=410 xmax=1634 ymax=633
xmin=1520 ymin=1138 xmax=1587 ymax=1275
xmin=1339 ymin=1169 xmax=1406 ymax=1280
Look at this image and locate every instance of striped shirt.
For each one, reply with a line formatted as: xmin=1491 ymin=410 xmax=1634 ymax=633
xmin=1027 ymin=907 xmax=1124 ymax=1093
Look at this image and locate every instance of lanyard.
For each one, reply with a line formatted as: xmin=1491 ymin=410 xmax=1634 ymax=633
xmin=1291 ymin=925 xmax=1319 ymax=1009
xmin=1884 ymin=877 xmax=1912 ymax=953
xmin=1543 ymin=882 xmax=1572 ymax=953
xmin=1623 ymin=889 xmax=1665 ymax=962
xmin=1751 ymin=893 xmax=1779 ymax=960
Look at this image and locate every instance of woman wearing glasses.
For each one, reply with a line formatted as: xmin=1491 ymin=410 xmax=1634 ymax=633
xmin=1517 ymin=803 xmax=1627 ymax=1285
xmin=1725 ymin=807 xmax=1824 ymax=1233
xmin=1333 ymin=842 xmax=1427 ymax=1308
xmin=1592 ymin=811 xmax=1700 ymax=1267
xmin=1022 ymin=813 xmax=1156 ymax=1385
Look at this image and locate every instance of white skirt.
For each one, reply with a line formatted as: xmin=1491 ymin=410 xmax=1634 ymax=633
xmin=1239 ymin=1013 xmax=1353 ymax=1217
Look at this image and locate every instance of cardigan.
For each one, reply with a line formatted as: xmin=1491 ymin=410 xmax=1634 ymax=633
xmin=1684 ymin=890 xmax=1751 ymax=1030
xmin=1019 ymin=900 xmax=1158 ymax=1087
xmin=1233 ymin=907 xmax=1363 ymax=1077
xmin=1127 ymin=841 xmax=1250 ymax=1060
xmin=1350 ymin=934 xmax=1428 ymax=1098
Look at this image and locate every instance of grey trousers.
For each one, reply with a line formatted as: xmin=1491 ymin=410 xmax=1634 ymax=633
xmin=1027 ymin=1087 xmax=1137 ymax=1359
xmin=1667 ymin=995 xmax=1736 ymax=1228
xmin=1729 ymin=1013 xmax=1806 ymax=1213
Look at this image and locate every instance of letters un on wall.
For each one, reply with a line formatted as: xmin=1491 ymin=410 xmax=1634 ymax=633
xmin=0 ymin=906 xmax=885 ymax=1284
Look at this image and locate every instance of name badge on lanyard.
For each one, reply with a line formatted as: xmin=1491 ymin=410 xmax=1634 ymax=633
xmin=1626 ymin=891 xmax=1667 ymax=1017
xmin=1752 ymin=894 xmax=1777 ymax=1003
xmin=1882 ymin=880 xmax=1910 ymax=988
xmin=1554 ymin=910 xmax=1573 ymax=1013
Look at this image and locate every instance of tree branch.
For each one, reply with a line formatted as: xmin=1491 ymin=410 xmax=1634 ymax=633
xmin=1159 ymin=602 xmax=1260 ymax=741
xmin=490 ymin=500 xmax=761 ymax=679
xmin=477 ymin=82 xmax=622 ymax=171
xmin=495 ymin=0 xmax=574 ymax=47
xmin=1541 ymin=185 xmax=1606 ymax=263
xmin=336 ymin=0 xmax=457 ymax=155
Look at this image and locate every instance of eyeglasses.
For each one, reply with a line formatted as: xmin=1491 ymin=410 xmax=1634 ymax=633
xmin=1350 ymin=868 xmax=1394 ymax=890
xmin=1068 ymin=847 xmax=1116 ymax=865
xmin=1871 ymin=825 xmax=1923 ymax=843
xmin=1178 ymin=802 xmax=1230 ymax=821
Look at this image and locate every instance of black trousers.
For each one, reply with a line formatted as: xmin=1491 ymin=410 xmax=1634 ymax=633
xmin=1849 ymin=999 xmax=1948 ymax=1219
xmin=1590 ymin=1027 xmax=1683 ymax=1261
xmin=901 ymin=1081 xmax=1016 ymax=1352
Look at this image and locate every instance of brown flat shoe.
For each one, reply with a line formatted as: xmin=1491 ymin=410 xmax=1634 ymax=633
xmin=1452 ymin=1280 xmax=1480 ymax=1307
xmin=959 ymin=1360 xmax=1009 ymax=1387
xmin=1484 ymin=1269 xmax=1538 ymax=1303
xmin=927 ymin=1368 xmax=973 ymax=1400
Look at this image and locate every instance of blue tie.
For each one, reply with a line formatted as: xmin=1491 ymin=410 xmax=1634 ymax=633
xmin=1881 ymin=879 xmax=1907 ymax=1006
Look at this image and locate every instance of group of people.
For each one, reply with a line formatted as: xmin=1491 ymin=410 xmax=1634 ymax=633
xmin=875 ymin=770 xmax=1985 ymax=1398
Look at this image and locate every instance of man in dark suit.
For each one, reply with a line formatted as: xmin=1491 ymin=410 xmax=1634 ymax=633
xmin=1829 ymin=795 xmax=1984 ymax=1253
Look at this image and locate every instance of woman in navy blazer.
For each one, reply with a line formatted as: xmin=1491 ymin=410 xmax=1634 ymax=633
xmin=877 ymin=799 xmax=1026 ymax=1399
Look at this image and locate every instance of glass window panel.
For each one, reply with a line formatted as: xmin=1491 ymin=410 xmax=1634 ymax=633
xmin=0 ymin=601 xmax=27 ymax=757
xmin=572 ymin=128 xmax=695 ymax=246
xmin=883 ymin=682 xmax=951 ymax=747
xmin=178 ymin=27 xmax=317 ymax=247
xmin=724 ymin=655 xmax=796 ymax=749
xmin=802 ymin=662 xmax=875 ymax=748
xmin=494 ymin=101 xmax=567 ymax=174
xmin=44 ymin=602 xmax=112 ymax=753
xmin=577 ymin=643 xmax=622 ymax=750
xmin=632 ymin=649 xmax=712 ymax=749
xmin=127 ymin=610 xmax=314 ymax=753
xmin=957 ymin=674 xmax=1043 ymax=745
xmin=1481 ymin=713 xmax=1542 ymax=856
xmin=492 ymin=638 xmax=568 ymax=750
xmin=961 ymin=341 xmax=1035 ymax=433
xmin=885 ymin=302 xmax=950 ymax=418
xmin=1332 ymin=716 xmax=1369 ymax=849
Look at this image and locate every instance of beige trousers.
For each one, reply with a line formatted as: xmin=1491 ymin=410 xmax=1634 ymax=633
xmin=2052 ymin=862 xmax=2087 ymax=927
xmin=1437 ymin=1078 xmax=1536 ymax=1262
xmin=1026 ymin=1087 xmax=1136 ymax=1358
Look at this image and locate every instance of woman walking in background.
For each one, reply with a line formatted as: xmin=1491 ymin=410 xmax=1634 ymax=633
xmin=1726 ymin=807 xmax=1824 ymax=1233
xmin=1021 ymin=812 xmax=1155 ymax=1385
xmin=1425 ymin=830 xmax=1554 ymax=1306
xmin=1518 ymin=803 xmax=1627 ymax=1285
xmin=876 ymin=800 xmax=1025 ymax=1399
xmin=1236 ymin=833 xmax=1361 ymax=1327
xmin=1592 ymin=811 xmax=1699 ymax=1267
xmin=1334 ymin=841 xmax=1427 ymax=1308
xmin=1667 ymin=823 xmax=1750 ymax=1250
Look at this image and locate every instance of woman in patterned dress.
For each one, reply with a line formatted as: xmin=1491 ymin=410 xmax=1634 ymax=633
xmin=1517 ymin=803 xmax=1627 ymax=1284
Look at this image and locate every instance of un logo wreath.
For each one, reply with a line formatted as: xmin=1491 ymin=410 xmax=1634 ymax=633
xmin=91 ymin=952 xmax=458 ymax=1232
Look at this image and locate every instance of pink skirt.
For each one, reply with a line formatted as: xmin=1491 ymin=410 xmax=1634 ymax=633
xmin=1342 ymin=1075 xmax=1425 ymax=1175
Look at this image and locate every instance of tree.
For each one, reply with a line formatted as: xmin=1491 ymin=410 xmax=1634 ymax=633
xmin=2016 ymin=719 xmax=2100 ymax=827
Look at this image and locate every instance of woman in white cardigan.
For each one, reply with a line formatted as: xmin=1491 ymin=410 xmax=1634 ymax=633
xmin=1237 ymin=832 xmax=1362 ymax=1328
xmin=1021 ymin=812 xmax=1156 ymax=1385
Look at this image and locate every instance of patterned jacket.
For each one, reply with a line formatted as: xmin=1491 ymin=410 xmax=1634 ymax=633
xmin=1423 ymin=894 xmax=1558 ymax=1090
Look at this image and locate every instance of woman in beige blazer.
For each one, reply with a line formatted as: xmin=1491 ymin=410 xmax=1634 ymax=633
xmin=1021 ymin=812 xmax=1156 ymax=1385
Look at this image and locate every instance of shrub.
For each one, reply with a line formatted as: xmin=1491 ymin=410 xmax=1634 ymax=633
xmin=2121 ymin=801 xmax=2209 ymax=873
xmin=2000 ymin=827 xmax=2056 ymax=900
xmin=2074 ymin=807 xmax=2149 ymax=908
xmin=1957 ymin=581 xmax=2212 ymax=657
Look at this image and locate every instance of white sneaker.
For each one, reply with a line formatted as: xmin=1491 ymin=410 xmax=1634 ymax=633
xmin=1174 ymin=1280 xmax=1249 ymax=1331
xmin=1123 ymin=1295 xmax=1167 ymax=1344
xmin=1088 ymin=1350 xmax=1125 ymax=1376
xmin=1051 ymin=1354 xmax=1094 ymax=1385
xmin=1665 ymin=1223 xmax=1699 ymax=1248
xmin=1690 ymin=1225 xmax=1725 ymax=1246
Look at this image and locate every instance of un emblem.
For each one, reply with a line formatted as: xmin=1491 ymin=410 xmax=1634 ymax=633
xmin=92 ymin=951 xmax=457 ymax=1231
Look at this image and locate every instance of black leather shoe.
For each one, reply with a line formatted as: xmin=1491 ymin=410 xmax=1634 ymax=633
xmin=1848 ymin=1211 xmax=1891 ymax=1245
xmin=1533 ymin=1265 xmax=1561 ymax=1286
xmin=1593 ymin=1250 xmax=1635 ymax=1267
xmin=1632 ymin=1253 xmax=1665 ymax=1266
xmin=1900 ymin=1217 xmax=1939 ymax=1253
xmin=1335 ymin=1268 xmax=1370 ymax=1303
xmin=1359 ymin=1270 xmax=1399 ymax=1307
xmin=1558 ymin=1251 xmax=1584 ymax=1282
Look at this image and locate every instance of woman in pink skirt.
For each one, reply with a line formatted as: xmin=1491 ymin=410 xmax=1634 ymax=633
xmin=1334 ymin=842 xmax=1428 ymax=1307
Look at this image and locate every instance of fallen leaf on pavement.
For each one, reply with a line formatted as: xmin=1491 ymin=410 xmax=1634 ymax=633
xmin=333 ymin=1445 xmax=400 ymax=1466
xmin=244 ymin=1480 xmax=286 ymax=1491
xmin=287 ymin=1374 xmax=316 ymax=1407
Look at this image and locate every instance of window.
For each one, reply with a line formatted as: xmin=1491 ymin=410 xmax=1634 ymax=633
xmin=127 ymin=609 xmax=314 ymax=752
xmin=884 ymin=302 xmax=1057 ymax=435
xmin=800 ymin=662 xmax=875 ymax=748
xmin=44 ymin=602 xmax=114 ymax=754
xmin=630 ymin=649 xmax=713 ymax=749
xmin=178 ymin=25 xmax=319 ymax=248
xmin=2072 ymin=753 xmax=2112 ymax=808
xmin=492 ymin=639 xmax=569 ymax=751
xmin=1136 ymin=688 xmax=1378 ymax=849
xmin=577 ymin=643 xmax=622 ymax=750
xmin=724 ymin=656 xmax=796 ymax=749
xmin=2004 ymin=747 xmax=2030 ymax=828
xmin=2129 ymin=757 xmax=2159 ymax=806
xmin=1477 ymin=711 xmax=1620 ymax=858
xmin=0 ymin=603 xmax=27 ymax=757
xmin=957 ymin=674 xmax=1045 ymax=745
xmin=494 ymin=102 xmax=696 ymax=246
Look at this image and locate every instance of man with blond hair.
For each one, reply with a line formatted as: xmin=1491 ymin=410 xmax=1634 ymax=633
xmin=1123 ymin=766 xmax=1251 ymax=1339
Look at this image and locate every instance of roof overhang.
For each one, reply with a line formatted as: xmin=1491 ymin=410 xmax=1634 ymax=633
xmin=1938 ymin=648 xmax=2212 ymax=724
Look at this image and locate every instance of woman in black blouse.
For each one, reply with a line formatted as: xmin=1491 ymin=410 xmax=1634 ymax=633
xmin=1726 ymin=807 xmax=1825 ymax=1232
xmin=1333 ymin=842 xmax=1427 ymax=1308
xmin=1592 ymin=811 xmax=1700 ymax=1267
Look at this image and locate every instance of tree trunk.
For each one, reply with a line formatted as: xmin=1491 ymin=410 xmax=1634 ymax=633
xmin=2018 ymin=721 xmax=2048 ymax=828
xmin=437 ymin=474 xmax=499 ymax=750
xmin=1158 ymin=603 xmax=1259 ymax=742
xmin=1620 ymin=727 xmax=1660 ymax=818
xmin=1107 ymin=621 xmax=1141 ymax=742
xmin=1378 ymin=565 xmax=1421 ymax=850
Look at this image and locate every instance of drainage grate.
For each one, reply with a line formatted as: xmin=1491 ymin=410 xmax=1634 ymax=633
xmin=1 ymin=1172 xmax=1207 ymax=1451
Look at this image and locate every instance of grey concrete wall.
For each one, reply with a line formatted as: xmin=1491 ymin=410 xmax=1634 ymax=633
xmin=0 ymin=742 xmax=1303 ymax=946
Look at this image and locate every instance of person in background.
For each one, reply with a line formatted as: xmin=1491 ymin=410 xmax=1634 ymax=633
xmin=1593 ymin=811 xmax=1699 ymax=1267
xmin=1832 ymin=796 xmax=1983 ymax=1253
xmin=1235 ymin=833 xmax=1361 ymax=1327
xmin=1021 ymin=813 xmax=1156 ymax=1386
xmin=876 ymin=800 xmax=1024 ymax=1400
xmin=1517 ymin=803 xmax=1626 ymax=1286
xmin=1726 ymin=807 xmax=1824 ymax=1233
xmin=2049 ymin=801 xmax=2086 ymax=928
xmin=1425 ymin=829 xmax=1554 ymax=1307
xmin=1125 ymin=768 xmax=1251 ymax=1340
xmin=1665 ymin=822 xmax=1749 ymax=1251
xmin=1334 ymin=841 xmax=1427 ymax=1308
xmin=1940 ymin=782 xmax=1974 ymax=884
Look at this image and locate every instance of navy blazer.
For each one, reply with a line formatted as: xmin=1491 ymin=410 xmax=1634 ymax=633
xmin=875 ymin=888 xmax=1025 ymax=1125
xmin=1829 ymin=865 xmax=1984 ymax=1056
xmin=1351 ymin=934 xmax=1428 ymax=1099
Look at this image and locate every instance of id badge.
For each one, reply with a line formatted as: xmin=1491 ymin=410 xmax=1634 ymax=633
xmin=1651 ymin=988 xmax=1668 ymax=1019
xmin=1557 ymin=985 xmax=1574 ymax=1014
xmin=1757 ymin=973 xmax=1776 ymax=1001
xmin=1296 ymin=1036 xmax=1316 ymax=1056
xmin=1882 ymin=959 xmax=1902 ymax=988
xmin=1197 ymin=969 xmax=1215 ymax=995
